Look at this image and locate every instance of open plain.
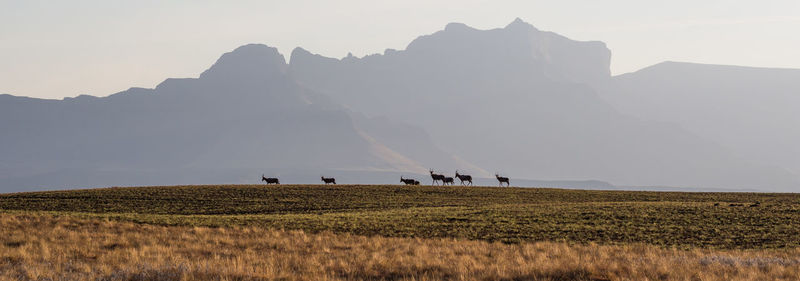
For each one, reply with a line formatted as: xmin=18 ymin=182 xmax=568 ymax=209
xmin=1 ymin=185 xmax=799 ymax=280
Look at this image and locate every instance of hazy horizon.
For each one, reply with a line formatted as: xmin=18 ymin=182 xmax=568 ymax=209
xmin=3 ymin=1 xmax=800 ymax=99
xmin=3 ymin=19 xmax=799 ymax=192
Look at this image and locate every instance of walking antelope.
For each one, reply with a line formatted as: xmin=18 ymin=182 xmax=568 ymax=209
xmin=454 ymin=170 xmax=473 ymax=186
xmin=321 ymin=176 xmax=336 ymax=185
xmin=400 ymin=176 xmax=419 ymax=185
xmin=442 ymin=176 xmax=455 ymax=185
xmin=261 ymin=174 xmax=280 ymax=184
xmin=495 ymin=173 xmax=510 ymax=187
xmin=429 ymin=169 xmax=445 ymax=185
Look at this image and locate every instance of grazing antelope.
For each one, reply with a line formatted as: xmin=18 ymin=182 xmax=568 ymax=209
xmin=429 ymin=169 xmax=445 ymax=185
xmin=442 ymin=176 xmax=454 ymax=185
xmin=454 ymin=170 xmax=473 ymax=186
xmin=400 ymin=176 xmax=418 ymax=185
xmin=261 ymin=174 xmax=280 ymax=184
xmin=321 ymin=176 xmax=336 ymax=185
xmin=495 ymin=173 xmax=510 ymax=187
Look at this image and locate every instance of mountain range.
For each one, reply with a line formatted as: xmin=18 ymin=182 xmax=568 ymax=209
xmin=604 ymin=62 xmax=800 ymax=179
xmin=1 ymin=18 xmax=798 ymax=192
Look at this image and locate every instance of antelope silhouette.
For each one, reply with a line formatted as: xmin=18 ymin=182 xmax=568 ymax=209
xmin=454 ymin=170 xmax=473 ymax=186
xmin=429 ymin=169 xmax=445 ymax=185
xmin=495 ymin=173 xmax=510 ymax=187
xmin=261 ymin=174 xmax=280 ymax=184
xmin=400 ymin=176 xmax=418 ymax=185
xmin=442 ymin=176 xmax=454 ymax=185
xmin=321 ymin=176 xmax=336 ymax=185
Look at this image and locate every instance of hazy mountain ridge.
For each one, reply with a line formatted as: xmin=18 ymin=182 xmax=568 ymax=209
xmin=605 ymin=61 xmax=800 ymax=177
xmin=289 ymin=19 xmax=799 ymax=191
xmin=0 ymin=45 xmax=475 ymax=192
xmin=2 ymin=20 xmax=798 ymax=192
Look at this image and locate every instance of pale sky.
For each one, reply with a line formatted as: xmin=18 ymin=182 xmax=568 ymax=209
xmin=2 ymin=0 xmax=800 ymax=99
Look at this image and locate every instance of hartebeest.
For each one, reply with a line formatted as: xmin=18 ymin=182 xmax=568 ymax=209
xmin=400 ymin=176 xmax=418 ymax=185
xmin=454 ymin=170 xmax=473 ymax=186
xmin=429 ymin=169 xmax=445 ymax=185
xmin=321 ymin=176 xmax=336 ymax=185
xmin=261 ymin=174 xmax=280 ymax=184
xmin=442 ymin=176 xmax=454 ymax=185
xmin=495 ymin=173 xmax=510 ymax=187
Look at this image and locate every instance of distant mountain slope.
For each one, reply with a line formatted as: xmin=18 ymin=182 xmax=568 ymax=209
xmin=289 ymin=19 xmax=799 ymax=190
xmin=3 ymin=20 xmax=799 ymax=192
xmin=606 ymin=61 xmax=800 ymax=178
xmin=0 ymin=45 xmax=473 ymax=192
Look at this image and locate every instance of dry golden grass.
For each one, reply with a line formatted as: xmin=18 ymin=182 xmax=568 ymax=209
xmin=1 ymin=213 xmax=798 ymax=281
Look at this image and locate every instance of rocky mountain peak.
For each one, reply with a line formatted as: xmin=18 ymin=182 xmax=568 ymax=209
xmin=200 ymin=44 xmax=288 ymax=80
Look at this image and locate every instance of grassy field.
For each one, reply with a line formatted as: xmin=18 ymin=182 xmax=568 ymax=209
xmin=2 ymin=184 xmax=799 ymax=249
xmin=2 ymin=213 xmax=799 ymax=281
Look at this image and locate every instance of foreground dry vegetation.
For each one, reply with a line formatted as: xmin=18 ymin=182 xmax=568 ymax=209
xmin=1 ymin=213 xmax=799 ymax=281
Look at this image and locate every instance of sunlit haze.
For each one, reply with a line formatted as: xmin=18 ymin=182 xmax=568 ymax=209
xmin=2 ymin=0 xmax=800 ymax=99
